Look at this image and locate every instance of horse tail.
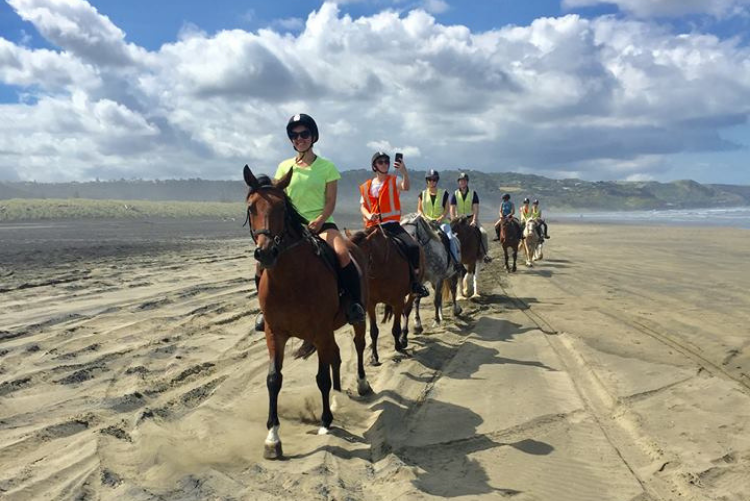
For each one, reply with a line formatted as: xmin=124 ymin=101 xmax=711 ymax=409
xmin=382 ymin=304 xmax=393 ymax=323
xmin=442 ymin=280 xmax=452 ymax=302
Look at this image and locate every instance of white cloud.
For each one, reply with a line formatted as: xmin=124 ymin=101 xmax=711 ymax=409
xmin=1 ymin=1 xmax=750 ymax=183
xmin=563 ymin=0 xmax=750 ymax=18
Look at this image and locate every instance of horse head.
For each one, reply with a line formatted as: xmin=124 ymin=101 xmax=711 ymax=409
xmin=524 ymin=219 xmax=538 ymax=239
xmin=243 ymin=165 xmax=303 ymax=269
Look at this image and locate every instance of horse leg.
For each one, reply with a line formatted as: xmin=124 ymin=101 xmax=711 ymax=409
xmin=512 ymin=247 xmax=518 ymax=272
xmin=368 ymin=304 xmax=380 ymax=366
xmin=330 ymin=341 xmax=342 ymax=392
xmin=413 ymin=296 xmax=424 ymax=334
xmin=353 ymin=319 xmax=372 ymax=396
xmin=461 ymin=272 xmax=470 ymax=298
xmin=264 ymin=334 xmax=288 ymax=460
xmin=451 ymin=275 xmax=463 ymax=317
xmin=433 ymin=279 xmax=443 ymax=326
xmin=392 ymin=303 xmax=405 ymax=353
xmin=400 ymin=295 xmax=415 ymax=348
xmin=471 ymin=264 xmax=480 ymax=299
xmin=315 ymin=338 xmax=336 ymax=434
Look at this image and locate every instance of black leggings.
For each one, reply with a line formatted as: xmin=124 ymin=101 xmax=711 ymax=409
xmin=382 ymin=223 xmax=421 ymax=270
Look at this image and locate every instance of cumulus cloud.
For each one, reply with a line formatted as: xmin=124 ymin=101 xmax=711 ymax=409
xmin=563 ymin=0 xmax=750 ymax=18
xmin=0 ymin=0 xmax=749 ymax=183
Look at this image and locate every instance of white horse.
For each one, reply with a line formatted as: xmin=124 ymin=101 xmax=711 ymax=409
xmin=523 ymin=219 xmax=543 ymax=266
xmin=401 ymin=213 xmax=462 ymax=332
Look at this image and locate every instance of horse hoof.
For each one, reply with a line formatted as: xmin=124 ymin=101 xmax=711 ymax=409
xmin=471 ymin=293 xmax=481 ymax=299
xmin=358 ymin=378 xmax=373 ymax=396
xmin=263 ymin=441 xmax=283 ymax=460
xmin=369 ymin=355 xmax=381 ymax=366
xmin=399 ymin=336 xmax=408 ymax=349
xmin=318 ymin=427 xmax=330 ymax=436
xmin=414 ymin=325 xmax=423 ymax=335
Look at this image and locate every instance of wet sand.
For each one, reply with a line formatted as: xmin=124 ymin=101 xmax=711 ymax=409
xmin=1 ymin=220 xmax=749 ymax=500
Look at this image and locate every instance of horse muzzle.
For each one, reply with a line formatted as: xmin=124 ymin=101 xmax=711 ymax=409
xmin=254 ymin=244 xmax=280 ymax=269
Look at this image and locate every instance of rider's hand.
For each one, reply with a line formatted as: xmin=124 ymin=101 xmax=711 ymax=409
xmin=394 ymin=159 xmax=405 ymax=171
xmin=470 ymin=219 xmax=477 ymax=227
xmin=369 ymin=213 xmax=380 ymax=222
xmin=308 ymin=217 xmax=324 ymax=234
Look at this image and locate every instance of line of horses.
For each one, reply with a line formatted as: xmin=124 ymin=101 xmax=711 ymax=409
xmin=243 ymin=167 xmax=545 ymax=459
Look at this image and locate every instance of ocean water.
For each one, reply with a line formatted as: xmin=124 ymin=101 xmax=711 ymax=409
xmin=553 ymin=207 xmax=750 ymax=229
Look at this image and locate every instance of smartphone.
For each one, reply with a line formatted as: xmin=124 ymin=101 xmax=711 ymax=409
xmin=395 ymin=152 xmax=403 ymax=163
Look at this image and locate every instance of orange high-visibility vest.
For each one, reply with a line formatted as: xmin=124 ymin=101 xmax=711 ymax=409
xmin=360 ymin=175 xmax=401 ymax=228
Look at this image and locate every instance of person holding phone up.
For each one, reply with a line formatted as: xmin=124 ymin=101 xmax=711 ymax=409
xmin=359 ymin=152 xmax=430 ymax=297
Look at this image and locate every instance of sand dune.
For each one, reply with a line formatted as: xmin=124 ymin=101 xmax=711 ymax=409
xmin=1 ymin=221 xmax=749 ymax=500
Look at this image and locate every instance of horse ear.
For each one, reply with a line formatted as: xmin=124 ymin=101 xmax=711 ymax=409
xmin=243 ymin=165 xmax=260 ymax=190
xmin=344 ymin=228 xmax=352 ymax=238
xmin=275 ymin=167 xmax=294 ymax=191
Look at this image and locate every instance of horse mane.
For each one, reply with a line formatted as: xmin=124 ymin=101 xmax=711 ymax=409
xmin=349 ymin=228 xmax=374 ymax=245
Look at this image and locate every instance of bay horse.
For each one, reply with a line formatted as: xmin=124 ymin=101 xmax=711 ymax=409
xmin=450 ymin=216 xmax=485 ymax=299
xmin=496 ymin=217 xmax=520 ymax=272
xmin=402 ymin=213 xmax=461 ymax=332
xmin=348 ymin=226 xmax=423 ymax=365
xmin=243 ymin=166 xmax=371 ymax=460
xmin=523 ymin=219 xmax=543 ymax=267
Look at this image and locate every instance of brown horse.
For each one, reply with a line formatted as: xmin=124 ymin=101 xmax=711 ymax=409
xmin=348 ymin=226 xmax=422 ymax=365
xmin=243 ymin=166 xmax=371 ymax=460
xmin=450 ymin=216 xmax=485 ymax=298
xmin=495 ymin=217 xmax=521 ymax=272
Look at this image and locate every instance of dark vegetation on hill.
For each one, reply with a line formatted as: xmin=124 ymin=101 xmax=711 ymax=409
xmin=2 ymin=170 xmax=748 ymax=211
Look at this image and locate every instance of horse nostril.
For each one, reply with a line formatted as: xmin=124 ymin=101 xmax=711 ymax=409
xmin=254 ymin=248 xmax=262 ymax=260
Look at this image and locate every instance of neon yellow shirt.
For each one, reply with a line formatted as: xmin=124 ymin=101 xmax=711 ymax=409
xmin=275 ymin=156 xmax=341 ymax=223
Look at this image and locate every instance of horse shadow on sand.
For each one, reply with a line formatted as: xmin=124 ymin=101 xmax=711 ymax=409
xmin=284 ymin=319 xmax=556 ymax=497
xmin=403 ymin=317 xmax=556 ymax=384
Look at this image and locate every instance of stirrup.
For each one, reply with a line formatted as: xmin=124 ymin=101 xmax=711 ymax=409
xmin=254 ymin=313 xmax=265 ymax=332
xmin=346 ymin=303 xmax=366 ymax=324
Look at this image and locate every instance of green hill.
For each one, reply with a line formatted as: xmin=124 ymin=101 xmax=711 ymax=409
xmin=1 ymin=171 xmax=747 ymax=222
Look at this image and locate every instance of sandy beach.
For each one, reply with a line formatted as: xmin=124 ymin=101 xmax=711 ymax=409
xmin=1 ymin=220 xmax=749 ymax=500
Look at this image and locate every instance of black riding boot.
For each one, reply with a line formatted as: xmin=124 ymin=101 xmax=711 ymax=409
xmin=409 ymin=267 xmax=430 ymax=297
xmin=340 ymin=261 xmax=366 ymax=324
xmin=543 ymin=222 xmax=550 ymax=239
xmin=254 ymin=273 xmax=265 ymax=332
xmin=407 ymin=249 xmax=430 ymax=297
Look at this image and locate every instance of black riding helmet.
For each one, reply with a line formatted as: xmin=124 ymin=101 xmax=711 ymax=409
xmin=286 ymin=113 xmax=319 ymax=143
xmin=371 ymin=151 xmax=390 ymax=171
xmin=457 ymin=172 xmax=469 ymax=181
xmin=502 ymin=193 xmax=511 ymax=200
xmin=425 ymin=169 xmax=440 ymax=181
xmin=523 ymin=197 xmax=530 ymax=203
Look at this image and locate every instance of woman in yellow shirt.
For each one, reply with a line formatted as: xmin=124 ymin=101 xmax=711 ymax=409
xmin=254 ymin=114 xmax=365 ymax=331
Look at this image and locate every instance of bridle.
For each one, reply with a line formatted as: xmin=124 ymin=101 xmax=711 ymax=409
xmin=244 ymin=186 xmax=311 ymax=258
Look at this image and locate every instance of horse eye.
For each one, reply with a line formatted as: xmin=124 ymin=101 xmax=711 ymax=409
xmin=248 ymin=204 xmax=257 ymax=215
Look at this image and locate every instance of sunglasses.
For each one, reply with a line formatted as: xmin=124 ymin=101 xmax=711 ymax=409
xmin=426 ymin=178 xmax=438 ymax=182
xmin=375 ymin=159 xmax=389 ymax=165
xmin=288 ymin=130 xmax=312 ymax=140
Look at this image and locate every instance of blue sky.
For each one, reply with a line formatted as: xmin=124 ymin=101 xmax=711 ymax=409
xmin=1 ymin=0 xmax=749 ymax=184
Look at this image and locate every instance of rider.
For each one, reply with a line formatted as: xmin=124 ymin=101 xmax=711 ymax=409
xmin=450 ymin=172 xmax=491 ymax=263
xmin=532 ymin=199 xmax=550 ymax=239
xmin=417 ymin=169 xmax=462 ymax=273
xmin=496 ymin=193 xmax=522 ymax=240
xmin=359 ymin=152 xmax=430 ymax=297
xmin=254 ymin=113 xmax=366 ymax=331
